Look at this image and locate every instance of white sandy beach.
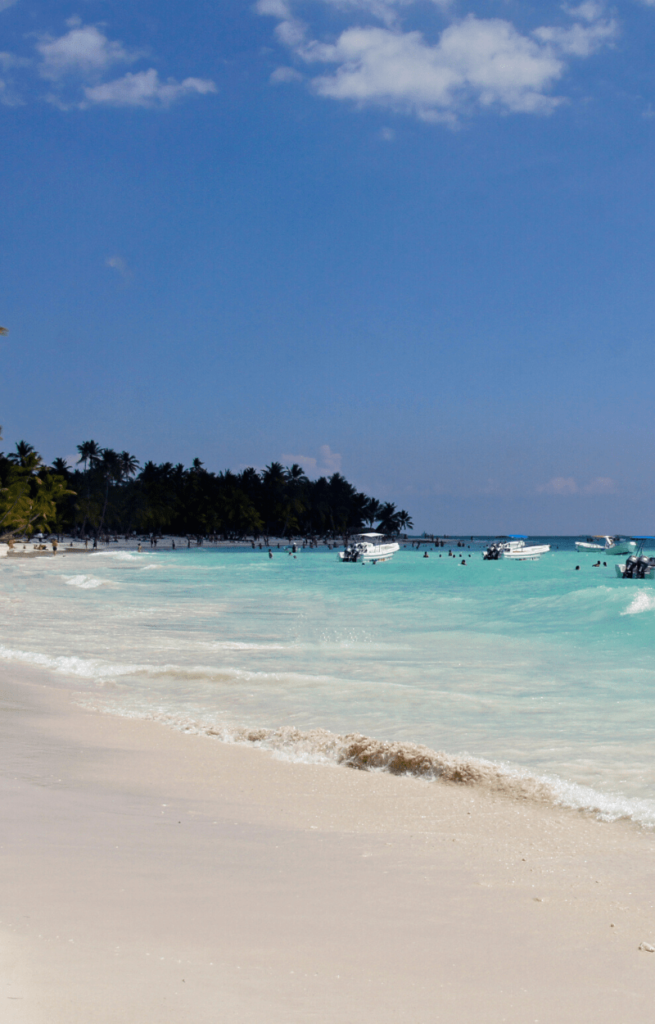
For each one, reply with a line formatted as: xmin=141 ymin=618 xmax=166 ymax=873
xmin=1 ymin=663 xmax=654 ymax=1023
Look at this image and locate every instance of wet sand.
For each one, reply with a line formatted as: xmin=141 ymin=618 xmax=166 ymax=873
xmin=2 ymin=664 xmax=655 ymax=1023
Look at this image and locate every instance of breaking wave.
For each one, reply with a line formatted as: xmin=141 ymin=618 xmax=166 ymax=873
xmin=72 ymin=698 xmax=655 ymax=829
xmin=63 ymin=575 xmax=105 ymax=589
xmin=88 ymin=551 xmax=141 ymax=561
xmin=622 ymin=592 xmax=655 ymax=616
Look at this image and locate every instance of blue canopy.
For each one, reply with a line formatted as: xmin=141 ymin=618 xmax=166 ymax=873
xmin=633 ymin=536 xmax=655 ymax=540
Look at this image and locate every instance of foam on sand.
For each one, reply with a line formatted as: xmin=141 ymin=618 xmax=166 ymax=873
xmin=72 ymin=698 xmax=655 ymax=829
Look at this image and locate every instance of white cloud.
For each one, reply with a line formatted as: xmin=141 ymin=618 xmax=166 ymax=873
xmin=106 ymin=255 xmax=131 ymax=282
xmin=308 ymin=19 xmax=567 ymax=118
xmin=583 ymin=476 xmax=616 ymax=495
xmin=534 ymin=15 xmax=617 ymax=58
xmin=37 ymin=20 xmax=134 ymax=81
xmin=270 ymin=65 xmax=303 ymax=83
xmin=0 ymin=0 xmax=19 ymax=10
xmin=281 ymin=444 xmax=342 ymax=476
xmin=318 ymin=444 xmax=342 ymax=473
xmin=257 ymin=0 xmax=293 ymax=17
xmin=259 ymin=1 xmax=619 ymax=121
xmin=537 ymin=477 xmax=579 ymax=495
xmin=1 ymin=18 xmax=217 ymax=111
xmin=536 ymin=476 xmax=617 ymax=496
xmin=84 ymin=69 xmax=216 ymax=108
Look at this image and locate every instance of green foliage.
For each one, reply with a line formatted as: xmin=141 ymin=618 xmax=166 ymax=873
xmin=0 ymin=439 xmax=414 ymax=540
xmin=0 ymin=447 xmax=74 ymax=539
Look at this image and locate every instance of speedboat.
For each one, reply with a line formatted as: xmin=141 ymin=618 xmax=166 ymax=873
xmin=615 ymin=537 xmax=655 ymax=579
xmin=483 ymin=536 xmax=550 ymax=561
xmin=575 ymin=535 xmax=636 ymax=555
xmin=339 ymin=532 xmax=399 ymax=564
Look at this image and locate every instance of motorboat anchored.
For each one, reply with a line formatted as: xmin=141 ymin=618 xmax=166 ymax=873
xmin=615 ymin=538 xmax=655 ymax=579
xmin=575 ymin=536 xmax=636 ymax=556
xmin=339 ymin=533 xmax=400 ymax=564
xmin=483 ymin=536 xmax=550 ymax=562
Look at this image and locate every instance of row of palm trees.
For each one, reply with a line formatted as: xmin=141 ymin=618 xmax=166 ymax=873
xmin=21 ymin=441 xmax=414 ymax=540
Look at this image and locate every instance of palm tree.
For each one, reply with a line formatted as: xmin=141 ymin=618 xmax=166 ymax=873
xmin=51 ymin=457 xmax=70 ymax=477
xmin=8 ymin=440 xmax=36 ymax=467
xmin=118 ymin=451 xmax=140 ymax=481
xmin=76 ymin=441 xmax=102 ymax=537
xmin=76 ymin=440 xmax=101 ymax=473
xmin=396 ymin=510 xmax=413 ymax=533
xmin=96 ymin=449 xmax=121 ymax=538
xmin=363 ymin=497 xmax=382 ymax=528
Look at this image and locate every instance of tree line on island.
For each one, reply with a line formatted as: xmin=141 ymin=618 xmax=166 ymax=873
xmin=0 ymin=437 xmax=413 ymax=542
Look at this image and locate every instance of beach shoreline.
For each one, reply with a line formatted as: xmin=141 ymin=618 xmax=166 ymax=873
xmin=2 ymin=662 xmax=655 ymax=1022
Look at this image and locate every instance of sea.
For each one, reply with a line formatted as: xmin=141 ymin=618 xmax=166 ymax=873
xmin=2 ymin=538 xmax=655 ymax=826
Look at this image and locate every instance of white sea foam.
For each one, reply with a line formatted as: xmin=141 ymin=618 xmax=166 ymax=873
xmin=70 ymin=697 xmax=655 ymax=830
xmin=89 ymin=551 xmax=141 ymax=561
xmin=63 ymin=575 xmax=104 ymax=590
xmin=622 ymin=592 xmax=655 ymax=615
xmin=0 ymin=643 xmax=323 ymax=689
xmin=204 ymin=641 xmax=288 ymax=651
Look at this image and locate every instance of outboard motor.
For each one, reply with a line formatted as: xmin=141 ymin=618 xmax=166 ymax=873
xmin=623 ymin=555 xmax=639 ymax=578
xmin=483 ymin=543 xmax=501 ymax=561
xmin=637 ymin=556 xmax=652 ymax=579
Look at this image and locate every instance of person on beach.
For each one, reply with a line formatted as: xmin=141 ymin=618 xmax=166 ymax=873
xmin=93 ymin=538 xmax=97 ymax=549
xmin=423 ymin=552 xmax=429 ymax=558
xmin=138 ymin=543 xmax=142 ymax=553
xmin=51 ymin=538 xmax=58 ymax=554
xmin=268 ymin=549 xmax=273 ymax=559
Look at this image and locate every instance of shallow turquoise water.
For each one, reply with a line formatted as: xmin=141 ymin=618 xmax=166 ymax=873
xmin=2 ymin=541 xmax=655 ymax=821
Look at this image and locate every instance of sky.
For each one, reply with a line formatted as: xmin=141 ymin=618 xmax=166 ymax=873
xmin=2 ymin=0 xmax=655 ymax=534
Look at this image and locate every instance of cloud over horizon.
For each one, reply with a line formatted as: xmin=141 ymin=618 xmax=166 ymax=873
xmin=280 ymin=444 xmax=342 ymax=476
xmin=537 ymin=476 xmax=617 ymax=496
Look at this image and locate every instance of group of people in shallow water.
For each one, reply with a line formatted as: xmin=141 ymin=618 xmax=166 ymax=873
xmin=421 ymin=549 xmax=467 ymax=565
xmin=575 ymin=561 xmax=608 ymax=570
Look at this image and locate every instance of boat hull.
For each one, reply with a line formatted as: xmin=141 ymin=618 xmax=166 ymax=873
xmin=502 ymin=544 xmax=550 ymax=561
xmin=576 ymin=540 xmax=636 ymax=555
xmin=339 ymin=541 xmax=400 ymax=564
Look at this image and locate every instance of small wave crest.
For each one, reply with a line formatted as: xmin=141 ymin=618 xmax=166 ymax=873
xmin=63 ymin=575 xmax=104 ymax=589
xmin=622 ymin=592 xmax=655 ymax=615
xmin=89 ymin=551 xmax=141 ymax=561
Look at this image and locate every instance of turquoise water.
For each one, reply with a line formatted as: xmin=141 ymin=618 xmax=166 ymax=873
xmin=2 ymin=541 xmax=655 ymax=822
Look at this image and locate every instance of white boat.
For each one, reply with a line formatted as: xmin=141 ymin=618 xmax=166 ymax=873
xmin=483 ymin=536 xmax=550 ymax=562
xmin=615 ymin=538 xmax=655 ymax=579
xmin=339 ymin=532 xmax=399 ymax=564
xmin=575 ymin=535 xmax=636 ymax=555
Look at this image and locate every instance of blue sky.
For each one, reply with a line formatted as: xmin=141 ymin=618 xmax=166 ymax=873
xmin=2 ymin=0 xmax=655 ymax=533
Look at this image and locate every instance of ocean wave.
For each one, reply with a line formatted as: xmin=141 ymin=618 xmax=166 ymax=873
xmin=0 ymin=643 xmax=329 ymax=689
xmin=89 ymin=551 xmax=141 ymax=561
xmin=622 ymin=592 xmax=655 ymax=616
xmin=62 ymin=575 xmax=104 ymax=590
xmin=204 ymin=641 xmax=288 ymax=651
xmin=70 ymin=698 xmax=655 ymax=829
